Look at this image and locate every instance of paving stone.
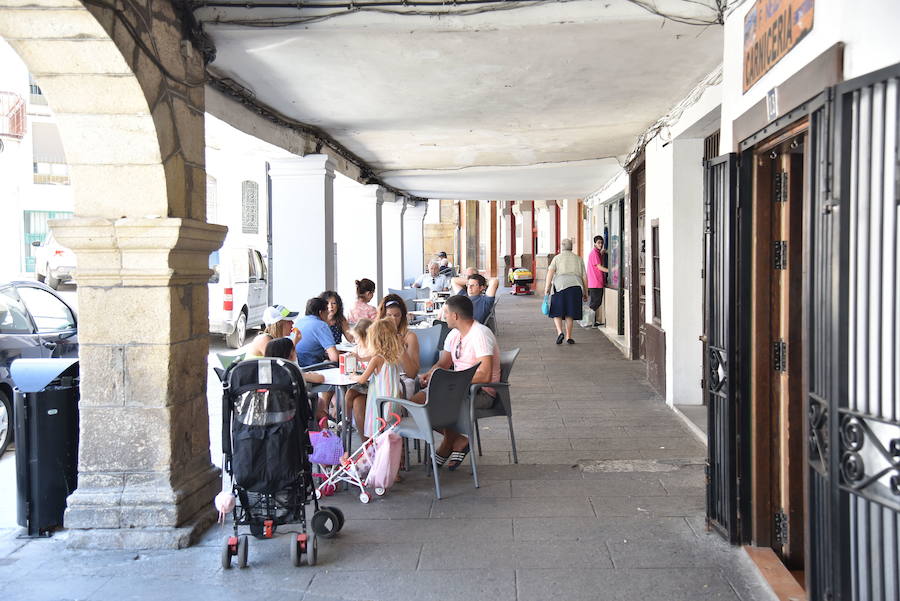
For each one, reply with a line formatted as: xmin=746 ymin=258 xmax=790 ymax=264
xmin=418 ymin=538 xmax=614 ymax=570
xmin=516 ymin=567 xmax=741 ymax=601
xmin=339 ymin=518 xmax=513 ymax=543
xmin=513 ymin=515 xmax=696 ymax=542
xmin=430 ymin=496 xmax=595 ymax=519
xmin=510 ymin=475 xmax=667 ymax=498
xmin=306 ymin=568 xmax=516 ymax=601
xmin=588 ymin=495 xmax=706 ymax=518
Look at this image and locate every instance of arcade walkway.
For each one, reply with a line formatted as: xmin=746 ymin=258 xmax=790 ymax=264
xmin=0 ymin=292 xmax=776 ymax=601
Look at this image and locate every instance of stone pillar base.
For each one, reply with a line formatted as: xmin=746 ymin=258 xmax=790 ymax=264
xmin=65 ymin=513 xmax=217 ymax=550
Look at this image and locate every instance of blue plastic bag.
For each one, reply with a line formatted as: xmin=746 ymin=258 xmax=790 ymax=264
xmin=541 ymin=295 xmax=551 ymax=316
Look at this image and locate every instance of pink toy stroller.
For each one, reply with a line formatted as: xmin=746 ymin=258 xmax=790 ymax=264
xmin=314 ymin=412 xmax=402 ymax=503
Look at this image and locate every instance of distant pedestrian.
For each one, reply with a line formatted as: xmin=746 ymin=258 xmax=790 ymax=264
xmin=586 ymin=235 xmax=608 ymax=327
xmin=543 ymin=238 xmax=588 ymax=345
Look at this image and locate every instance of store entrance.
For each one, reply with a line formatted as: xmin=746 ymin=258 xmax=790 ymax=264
xmin=750 ymin=125 xmax=807 ymax=577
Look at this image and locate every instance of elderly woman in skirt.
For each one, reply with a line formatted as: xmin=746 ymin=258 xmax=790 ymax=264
xmin=544 ymin=238 xmax=588 ymax=345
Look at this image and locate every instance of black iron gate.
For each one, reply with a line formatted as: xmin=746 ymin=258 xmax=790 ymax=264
xmin=704 ymin=153 xmax=742 ymax=542
xmin=805 ymin=63 xmax=900 ymax=601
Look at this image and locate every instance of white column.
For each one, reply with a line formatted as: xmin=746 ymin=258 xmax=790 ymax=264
xmin=535 ymin=200 xmax=557 ymax=255
xmin=335 ymin=180 xmax=384 ymax=301
xmin=512 ymin=201 xmax=534 ymax=270
xmin=559 ymin=198 xmax=579 ymax=243
xmin=268 ymin=154 xmax=335 ymax=308
xmin=403 ymin=200 xmax=427 ymax=286
xmin=498 ymin=201 xmax=513 ymax=282
xmin=381 ymin=193 xmax=405 ymax=295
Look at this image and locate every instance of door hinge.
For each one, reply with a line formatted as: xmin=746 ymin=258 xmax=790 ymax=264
xmin=774 ymin=171 xmax=788 ymax=202
xmin=773 ymin=240 xmax=787 ymax=270
xmin=774 ymin=509 xmax=789 ymax=545
xmin=773 ymin=340 xmax=787 ymax=372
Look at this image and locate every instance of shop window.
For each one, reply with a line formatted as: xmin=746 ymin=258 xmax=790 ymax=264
xmin=651 ymin=223 xmax=661 ymax=323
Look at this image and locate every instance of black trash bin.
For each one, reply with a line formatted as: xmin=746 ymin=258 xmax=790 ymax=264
xmin=10 ymin=358 xmax=79 ymax=537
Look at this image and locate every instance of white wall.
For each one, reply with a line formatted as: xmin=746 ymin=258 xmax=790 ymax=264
xmin=721 ymin=0 xmax=900 ymax=150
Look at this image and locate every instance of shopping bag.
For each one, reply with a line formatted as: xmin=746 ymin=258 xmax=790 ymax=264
xmin=309 ymin=428 xmax=343 ymax=466
xmin=541 ymin=294 xmax=551 ymax=315
xmin=365 ymin=432 xmax=402 ymax=491
xmin=579 ymin=305 xmax=595 ymax=328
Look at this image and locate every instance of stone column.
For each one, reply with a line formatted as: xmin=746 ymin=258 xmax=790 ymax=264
xmin=403 ymin=200 xmax=427 ymax=286
xmin=381 ymin=194 xmax=405 ymax=294
xmin=513 ymin=201 xmax=534 ymax=272
xmin=54 ymin=217 xmax=226 ymax=549
xmin=498 ymin=201 xmax=514 ymax=284
xmin=268 ymin=155 xmax=335 ymax=307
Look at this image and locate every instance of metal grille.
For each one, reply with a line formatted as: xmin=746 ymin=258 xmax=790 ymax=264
xmin=704 ymin=153 xmax=740 ymax=542
xmin=806 ymin=90 xmax=837 ymax=601
xmin=836 ymin=65 xmax=900 ymax=601
xmin=0 ymin=92 xmax=26 ymax=139
xmin=242 ymin=180 xmax=259 ymax=234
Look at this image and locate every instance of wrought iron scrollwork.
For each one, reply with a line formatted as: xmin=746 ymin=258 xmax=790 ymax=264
xmin=708 ymin=348 xmax=726 ymax=393
xmin=837 ymin=410 xmax=900 ymax=507
xmin=840 ymin=415 xmax=865 ymax=452
xmin=807 ymin=397 xmax=829 ymax=472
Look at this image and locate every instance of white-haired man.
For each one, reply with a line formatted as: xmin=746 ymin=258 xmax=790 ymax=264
xmin=413 ymin=260 xmax=450 ymax=291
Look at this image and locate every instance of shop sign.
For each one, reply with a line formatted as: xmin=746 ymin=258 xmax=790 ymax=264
xmin=743 ymin=0 xmax=814 ymax=92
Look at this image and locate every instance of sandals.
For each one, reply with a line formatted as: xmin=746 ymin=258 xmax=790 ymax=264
xmin=433 ymin=452 xmax=449 ymax=468
xmin=447 ymin=445 xmax=470 ymax=471
xmin=555 ymin=333 xmax=565 ymax=345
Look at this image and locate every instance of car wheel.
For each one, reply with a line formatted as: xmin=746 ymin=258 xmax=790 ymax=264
xmin=0 ymin=390 xmax=12 ymax=456
xmin=225 ymin=311 xmax=247 ymax=349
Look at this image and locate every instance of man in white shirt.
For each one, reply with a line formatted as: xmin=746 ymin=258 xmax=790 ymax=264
xmin=413 ymin=261 xmax=450 ymax=291
xmin=415 ymin=295 xmax=501 ymax=470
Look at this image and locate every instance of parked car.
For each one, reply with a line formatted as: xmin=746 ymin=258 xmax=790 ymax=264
xmin=0 ymin=280 xmax=78 ymax=456
xmin=209 ymin=247 xmax=268 ymax=348
xmin=33 ymin=232 xmax=76 ymax=289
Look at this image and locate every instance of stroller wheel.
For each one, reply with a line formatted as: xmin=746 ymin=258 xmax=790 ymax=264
xmin=290 ymin=534 xmax=302 ymax=567
xmin=321 ymin=505 xmax=345 ymax=532
xmin=237 ymin=535 xmax=249 ymax=569
xmin=311 ymin=508 xmax=341 ymax=539
xmin=375 ymin=487 xmax=386 ymax=496
xmin=221 ymin=537 xmax=235 ymax=570
xmin=359 ymin=492 xmax=371 ymax=504
xmin=306 ymin=533 xmax=318 ymax=566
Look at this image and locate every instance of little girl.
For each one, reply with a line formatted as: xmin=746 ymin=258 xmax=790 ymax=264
xmin=352 ymin=317 xmax=404 ymax=438
xmin=344 ymin=319 xmax=373 ymax=435
xmin=347 ymin=278 xmax=377 ymax=324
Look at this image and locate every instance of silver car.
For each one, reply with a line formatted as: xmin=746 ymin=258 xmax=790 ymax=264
xmin=32 ymin=232 xmax=77 ymax=289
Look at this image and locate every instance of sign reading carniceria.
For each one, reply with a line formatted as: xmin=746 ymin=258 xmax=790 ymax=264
xmin=743 ymin=0 xmax=814 ymax=92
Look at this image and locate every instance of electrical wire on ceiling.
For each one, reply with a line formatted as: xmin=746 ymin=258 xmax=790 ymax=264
xmin=190 ymin=0 xmax=734 ymax=27
xmin=624 ymin=63 xmax=723 ymax=168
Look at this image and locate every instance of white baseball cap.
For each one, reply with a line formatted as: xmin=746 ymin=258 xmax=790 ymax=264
xmin=263 ymin=304 xmax=298 ymax=326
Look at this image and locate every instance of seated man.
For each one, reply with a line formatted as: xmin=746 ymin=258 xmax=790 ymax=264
xmin=414 ymin=295 xmax=501 ymax=470
xmin=413 ymin=260 xmax=450 ymax=291
xmin=437 ymin=251 xmax=454 ymax=276
xmin=294 ymin=297 xmax=339 ymax=367
xmin=294 ymin=297 xmax=340 ymax=421
xmin=446 ymin=272 xmax=499 ymax=324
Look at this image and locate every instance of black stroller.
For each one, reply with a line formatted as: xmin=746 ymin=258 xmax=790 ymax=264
xmin=219 ymin=357 xmax=345 ymax=569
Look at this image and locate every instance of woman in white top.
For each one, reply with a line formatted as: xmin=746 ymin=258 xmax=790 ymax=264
xmin=543 ymin=238 xmax=588 ymax=345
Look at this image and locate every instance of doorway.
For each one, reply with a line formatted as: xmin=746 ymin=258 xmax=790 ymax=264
xmin=750 ymin=125 xmax=808 ymax=575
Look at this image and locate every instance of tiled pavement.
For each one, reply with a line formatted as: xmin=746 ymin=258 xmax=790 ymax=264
xmin=0 ymin=292 xmax=776 ymax=601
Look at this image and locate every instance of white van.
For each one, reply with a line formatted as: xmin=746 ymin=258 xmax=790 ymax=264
xmin=209 ymin=247 xmax=268 ymax=348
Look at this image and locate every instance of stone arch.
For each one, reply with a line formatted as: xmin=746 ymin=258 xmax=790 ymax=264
xmin=0 ymin=2 xmax=226 ymax=548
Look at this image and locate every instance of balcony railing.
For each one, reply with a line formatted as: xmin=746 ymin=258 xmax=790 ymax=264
xmin=0 ymin=92 xmax=26 ymax=139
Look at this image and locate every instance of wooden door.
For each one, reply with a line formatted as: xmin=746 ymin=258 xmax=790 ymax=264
xmin=767 ymin=134 xmax=806 ymax=568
